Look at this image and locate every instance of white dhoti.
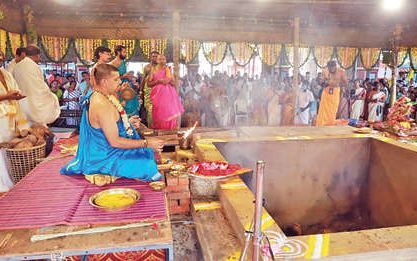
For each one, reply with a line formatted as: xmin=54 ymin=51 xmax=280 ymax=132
xmin=368 ymin=92 xmax=385 ymax=123
xmin=0 ymin=68 xmax=29 ymax=192
xmin=351 ymin=100 xmax=365 ymax=120
xmin=13 ymin=57 xmax=60 ymax=125
xmin=295 ymin=89 xmax=314 ymax=125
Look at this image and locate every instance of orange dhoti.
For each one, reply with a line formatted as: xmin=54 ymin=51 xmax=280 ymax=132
xmin=316 ymin=87 xmax=340 ymax=126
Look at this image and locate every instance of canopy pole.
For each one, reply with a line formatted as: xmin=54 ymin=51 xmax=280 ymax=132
xmin=390 ymin=25 xmax=402 ymax=107
xmin=172 ymin=11 xmax=181 ymax=129
xmin=292 ymin=16 xmax=300 ymax=126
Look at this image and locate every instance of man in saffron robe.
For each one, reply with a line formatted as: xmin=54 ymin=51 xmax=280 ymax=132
xmin=316 ymin=61 xmax=348 ymax=126
xmin=61 ymin=64 xmax=163 ymax=184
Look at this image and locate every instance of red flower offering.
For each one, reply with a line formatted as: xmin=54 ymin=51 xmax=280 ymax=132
xmin=190 ymin=161 xmax=242 ymax=177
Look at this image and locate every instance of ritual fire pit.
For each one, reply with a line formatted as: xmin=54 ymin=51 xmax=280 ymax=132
xmin=215 ymin=137 xmax=417 ymax=236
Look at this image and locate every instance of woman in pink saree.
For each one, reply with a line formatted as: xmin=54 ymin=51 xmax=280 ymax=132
xmin=148 ymin=55 xmax=184 ymax=129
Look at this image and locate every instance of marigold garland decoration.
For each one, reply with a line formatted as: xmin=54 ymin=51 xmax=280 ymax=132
xmin=313 ymin=46 xmax=335 ymax=68
xmin=229 ymin=42 xmax=256 ymax=66
xmin=360 ymin=48 xmax=381 ymax=69
xmin=0 ymin=29 xmax=6 ymax=55
xmin=202 ymin=41 xmax=228 ymax=66
xmin=180 ymin=39 xmax=201 ymax=64
xmin=139 ymin=39 xmax=167 ymax=60
xmin=9 ymin=32 xmax=22 ymax=55
xmin=41 ymin=36 xmax=70 ymax=61
xmin=107 ymin=39 xmax=135 ymax=60
xmin=20 ymin=34 xmax=28 ymax=48
xmin=258 ymin=43 xmax=282 ymax=66
xmin=336 ymin=47 xmax=359 ymax=69
xmin=285 ymin=44 xmax=311 ymax=67
xmin=397 ymin=47 xmax=408 ymax=67
xmin=74 ymin=38 xmax=102 ymax=63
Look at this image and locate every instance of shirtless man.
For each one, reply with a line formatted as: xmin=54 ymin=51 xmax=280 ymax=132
xmin=139 ymin=51 xmax=159 ymax=126
xmin=316 ymin=61 xmax=348 ymax=126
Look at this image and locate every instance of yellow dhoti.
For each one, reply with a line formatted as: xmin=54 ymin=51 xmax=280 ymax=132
xmin=316 ymin=87 xmax=340 ymax=126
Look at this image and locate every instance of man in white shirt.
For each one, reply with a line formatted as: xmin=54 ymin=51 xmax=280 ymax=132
xmin=295 ymin=82 xmax=315 ymax=125
xmin=13 ymin=45 xmax=60 ymax=125
xmin=6 ymin=47 xmax=26 ymax=75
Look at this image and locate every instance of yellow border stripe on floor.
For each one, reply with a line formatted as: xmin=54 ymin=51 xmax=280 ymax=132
xmin=321 ymin=233 xmax=330 ymax=257
xmin=304 ymin=234 xmax=330 ymax=259
xmin=220 ymin=182 xmax=246 ymax=190
xmin=193 ymin=201 xmax=221 ymax=211
xmin=244 ymin=213 xmax=276 ymax=231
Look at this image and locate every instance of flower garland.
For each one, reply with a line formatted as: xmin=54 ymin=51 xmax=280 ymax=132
xmin=360 ymin=48 xmax=381 ymax=69
xmin=229 ymin=42 xmax=256 ymax=67
xmin=9 ymin=32 xmax=22 ymax=55
xmin=40 ymin=36 xmax=70 ymax=62
xmin=313 ymin=46 xmax=335 ymax=68
xmin=397 ymin=47 xmax=408 ymax=68
xmin=180 ymin=39 xmax=201 ymax=64
xmin=75 ymin=38 xmax=102 ymax=63
xmin=336 ymin=47 xmax=358 ymax=69
xmin=94 ymin=91 xmax=134 ymax=137
xmin=284 ymin=44 xmax=311 ymax=68
xmin=202 ymin=41 xmax=228 ymax=66
xmin=258 ymin=43 xmax=282 ymax=66
xmin=139 ymin=39 xmax=167 ymax=60
xmin=0 ymin=29 xmax=6 ymax=55
xmin=107 ymin=39 xmax=135 ymax=60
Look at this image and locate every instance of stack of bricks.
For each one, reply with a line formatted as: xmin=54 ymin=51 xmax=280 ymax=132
xmin=165 ymin=173 xmax=191 ymax=215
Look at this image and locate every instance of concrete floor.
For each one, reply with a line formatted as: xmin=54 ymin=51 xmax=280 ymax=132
xmin=171 ymin=215 xmax=202 ymax=261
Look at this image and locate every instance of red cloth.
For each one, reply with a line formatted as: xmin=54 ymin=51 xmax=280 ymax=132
xmin=191 ymin=161 xmax=241 ymax=177
xmin=68 ymin=249 xmax=166 ymax=261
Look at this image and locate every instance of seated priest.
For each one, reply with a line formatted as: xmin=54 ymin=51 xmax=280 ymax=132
xmin=61 ymin=64 xmax=163 ymax=184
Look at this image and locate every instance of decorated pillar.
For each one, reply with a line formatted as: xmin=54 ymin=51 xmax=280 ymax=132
xmin=292 ymin=17 xmax=300 ymax=126
xmin=390 ymin=25 xmax=402 ymax=107
xmin=172 ymin=11 xmax=181 ymax=128
xmin=292 ymin=17 xmax=300 ymax=91
xmin=23 ymin=5 xmax=37 ymax=45
xmin=172 ymin=11 xmax=181 ymax=89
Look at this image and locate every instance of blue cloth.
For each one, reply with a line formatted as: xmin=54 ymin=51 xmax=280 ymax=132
xmin=118 ymin=60 xmax=128 ymax=79
xmin=117 ymin=61 xmax=140 ymax=117
xmin=61 ymin=93 xmax=160 ymax=181
xmin=78 ymin=81 xmax=92 ymax=97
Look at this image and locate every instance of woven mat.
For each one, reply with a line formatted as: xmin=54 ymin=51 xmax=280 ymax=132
xmin=0 ymin=139 xmax=167 ymax=230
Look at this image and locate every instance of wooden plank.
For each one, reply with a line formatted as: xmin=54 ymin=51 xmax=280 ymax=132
xmin=191 ymin=199 xmax=241 ymax=261
xmin=0 ymin=221 xmax=173 ymax=259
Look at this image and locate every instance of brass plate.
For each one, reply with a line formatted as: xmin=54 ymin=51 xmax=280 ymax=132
xmin=353 ymin=127 xmax=372 ymax=134
xmin=170 ymin=164 xmax=187 ymax=172
xmin=89 ymin=188 xmax=140 ymax=212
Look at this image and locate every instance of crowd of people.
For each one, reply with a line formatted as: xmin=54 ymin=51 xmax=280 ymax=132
xmin=179 ymin=62 xmax=417 ymax=128
xmin=2 ymin=43 xmax=417 ymax=193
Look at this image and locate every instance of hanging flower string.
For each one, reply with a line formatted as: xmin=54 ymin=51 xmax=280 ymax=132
xmin=95 ymin=91 xmax=134 ymax=137
xmin=139 ymin=39 xmax=167 ymax=60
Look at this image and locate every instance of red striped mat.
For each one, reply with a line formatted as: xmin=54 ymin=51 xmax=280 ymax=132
xmin=0 ymin=149 xmax=167 ymax=230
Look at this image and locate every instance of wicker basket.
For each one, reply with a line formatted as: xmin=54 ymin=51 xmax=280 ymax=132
xmin=5 ymin=143 xmax=46 ymax=184
xmin=189 ymin=173 xmax=229 ymax=197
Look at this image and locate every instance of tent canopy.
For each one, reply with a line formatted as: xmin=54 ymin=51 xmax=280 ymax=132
xmin=1 ymin=0 xmax=417 ymax=47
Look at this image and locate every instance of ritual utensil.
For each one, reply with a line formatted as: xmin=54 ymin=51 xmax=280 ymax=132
xmin=31 ymin=221 xmax=165 ymax=242
xmin=149 ymin=181 xmax=166 ymax=191
xmin=239 ymin=160 xmax=266 ymax=261
xmin=89 ymin=188 xmax=140 ymax=211
xmin=178 ymin=121 xmax=198 ymax=150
